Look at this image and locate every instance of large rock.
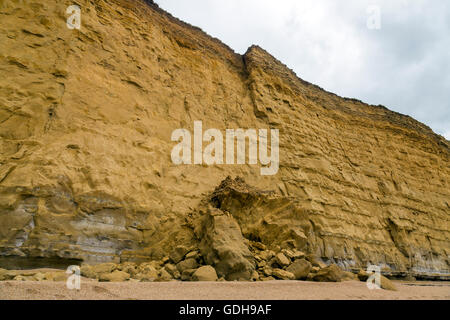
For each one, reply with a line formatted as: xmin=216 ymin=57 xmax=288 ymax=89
xmin=192 ymin=266 xmax=218 ymax=282
xmin=380 ymin=276 xmax=397 ymax=291
xmin=286 ymin=259 xmax=312 ymax=280
xmin=198 ymin=210 xmax=255 ymax=281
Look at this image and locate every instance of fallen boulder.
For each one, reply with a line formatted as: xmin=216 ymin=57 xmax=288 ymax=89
xmin=198 ymin=209 xmax=255 ymax=281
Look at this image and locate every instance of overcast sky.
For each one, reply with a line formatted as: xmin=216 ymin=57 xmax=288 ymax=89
xmin=156 ymin=0 xmax=450 ymax=139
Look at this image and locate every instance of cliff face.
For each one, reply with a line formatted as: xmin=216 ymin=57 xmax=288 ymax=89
xmin=0 ymin=0 xmax=448 ymax=278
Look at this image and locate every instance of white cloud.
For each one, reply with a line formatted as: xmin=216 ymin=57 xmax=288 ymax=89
xmin=443 ymin=130 xmax=450 ymax=140
xmin=156 ymin=0 xmax=450 ymax=136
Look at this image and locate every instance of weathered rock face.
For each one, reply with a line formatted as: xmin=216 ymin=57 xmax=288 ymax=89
xmin=197 ymin=207 xmax=255 ymax=280
xmin=0 ymin=0 xmax=449 ymax=280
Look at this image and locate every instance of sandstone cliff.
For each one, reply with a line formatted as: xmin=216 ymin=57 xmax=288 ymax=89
xmin=0 ymin=0 xmax=448 ymax=279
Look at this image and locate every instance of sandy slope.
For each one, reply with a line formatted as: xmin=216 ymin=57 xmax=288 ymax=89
xmin=0 ymin=280 xmax=448 ymax=300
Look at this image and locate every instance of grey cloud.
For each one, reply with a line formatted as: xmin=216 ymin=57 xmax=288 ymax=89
xmin=156 ymin=0 xmax=450 ymax=139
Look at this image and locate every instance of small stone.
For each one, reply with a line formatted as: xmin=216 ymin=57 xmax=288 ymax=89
xmin=311 ymin=267 xmax=320 ymax=273
xmin=0 ymin=268 xmax=10 ymax=281
xmin=357 ymin=270 xmax=369 ymax=281
xmin=275 ymin=253 xmax=291 ymax=267
xmin=404 ymin=275 xmax=416 ymax=282
xmin=161 ymin=257 xmax=170 ymax=265
xmin=263 ymin=267 xmax=272 ymax=277
xmin=99 ymin=270 xmax=130 ymax=282
xmin=192 ymin=266 xmax=218 ymax=282
xmin=280 ymin=240 xmax=296 ymax=250
xmin=261 ymin=276 xmax=275 ymax=281
xmin=251 ymin=242 xmax=266 ymax=251
xmin=227 ymin=270 xmax=253 ymax=281
xmin=305 ymin=254 xmax=327 ymax=268
xmin=177 ymin=258 xmax=199 ymax=273
xmin=119 ymin=262 xmax=137 ymax=276
xmin=134 ymin=263 xmax=159 ymax=281
xmin=281 ymin=249 xmax=295 ymax=259
xmin=341 ymin=271 xmax=358 ymax=281
xmin=181 ymin=269 xmax=196 ymax=281
xmin=259 ymin=250 xmax=275 ymax=261
xmin=156 ymin=269 xmax=173 ymax=282
xmin=286 ymin=259 xmax=312 ymax=280
xmin=137 ymin=262 xmax=158 ymax=274
xmin=80 ymin=265 xmax=96 ymax=279
xmin=134 ymin=272 xmax=157 ymax=282
xmin=45 ymin=272 xmax=67 ymax=282
xmin=291 ymin=251 xmax=306 ymax=260
xmin=164 ymin=263 xmax=178 ymax=277
xmin=13 ymin=275 xmax=26 ymax=281
xmin=312 ymin=264 xmax=345 ymax=282
xmin=357 ymin=270 xmax=396 ymax=290
xmin=257 ymin=260 xmax=267 ymax=268
xmin=91 ymin=263 xmax=117 ymax=274
xmin=170 ymin=246 xmax=190 ymax=264
xmin=272 ymin=269 xmax=295 ymax=280
xmin=185 ymin=251 xmax=199 ymax=260
xmin=33 ymin=272 xmax=46 ymax=281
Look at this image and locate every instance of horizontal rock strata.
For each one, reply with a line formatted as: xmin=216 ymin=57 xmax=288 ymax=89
xmin=0 ymin=0 xmax=448 ymax=280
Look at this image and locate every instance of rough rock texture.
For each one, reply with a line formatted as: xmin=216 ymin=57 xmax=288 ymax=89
xmin=192 ymin=266 xmax=218 ymax=282
xmin=286 ymin=259 xmax=312 ymax=280
xmin=0 ymin=0 xmax=449 ymax=280
xmin=197 ymin=207 xmax=255 ymax=280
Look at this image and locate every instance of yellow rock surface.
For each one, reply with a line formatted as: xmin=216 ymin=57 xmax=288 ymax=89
xmin=0 ymin=0 xmax=448 ymax=279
